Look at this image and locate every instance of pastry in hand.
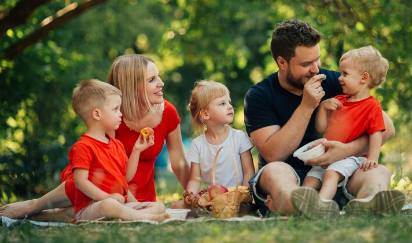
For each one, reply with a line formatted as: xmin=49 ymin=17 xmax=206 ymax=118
xmin=140 ymin=127 xmax=154 ymax=139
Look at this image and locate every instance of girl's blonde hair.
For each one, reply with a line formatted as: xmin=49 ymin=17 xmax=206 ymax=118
xmin=108 ymin=54 xmax=153 ymax=122
xmin=188 ymin=80 xmax=229 ymax=132
xmin=340 ymin=45 xmax=389 ymax=87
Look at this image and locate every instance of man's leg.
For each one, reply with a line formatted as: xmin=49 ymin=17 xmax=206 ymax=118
xmin=345 ymin=165 xmax=405 ymax=214
xmin=258 ymin=162 xmax=299 ymax=215
xmin=0 ymin=182 xmax=71 ymax=219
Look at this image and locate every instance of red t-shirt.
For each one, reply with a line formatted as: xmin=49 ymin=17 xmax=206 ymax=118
xmin=115 ymin=100 xmax=180 ymax=201
xmin=60 ymin=134 xmax=128 ymax=212
xmin=324 ymin=95 xmax=385 ymax=143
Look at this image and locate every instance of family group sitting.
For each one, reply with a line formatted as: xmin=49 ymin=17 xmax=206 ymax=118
xmin=0 ymin=19 xmax=406 ymax=222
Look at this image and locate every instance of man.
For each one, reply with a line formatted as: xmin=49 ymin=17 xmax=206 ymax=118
xmin=244 ymin=19 xmax=405 ymax=217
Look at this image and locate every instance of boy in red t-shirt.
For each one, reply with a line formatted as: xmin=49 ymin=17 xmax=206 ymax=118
xmin=301 ymin=46 xmax=389 ymax=206
xmin=64 ymin=79 xmax=167 ymax=222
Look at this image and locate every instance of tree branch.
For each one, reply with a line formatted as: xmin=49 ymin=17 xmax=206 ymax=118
xmin=0 ymin=0 xmax=52 ymax=39
xmin=3 ymin=0 xmax=108 ymax=60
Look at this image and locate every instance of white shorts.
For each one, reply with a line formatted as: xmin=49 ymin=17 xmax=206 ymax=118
xmin=307 ymin=156 xmax=365 ymax=190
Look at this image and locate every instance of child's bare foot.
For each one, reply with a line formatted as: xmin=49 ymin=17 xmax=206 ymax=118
xmin=0 ymin=199 xmax=39 ymax=219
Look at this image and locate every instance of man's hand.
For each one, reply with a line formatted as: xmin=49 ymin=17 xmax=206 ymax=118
xmin=320 ymin=98 xmax=342 ymax=111
xmin=301 ymin=74 xmax=326 ymax=110
xmin=109 ymin=193 xmax=125 ymax=203
xmin=306 ymin=140 xmax=349 ymax=166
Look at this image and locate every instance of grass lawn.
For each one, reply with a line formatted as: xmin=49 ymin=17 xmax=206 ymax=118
xmin=2 ymin=172 xmax=412 ymax=243
xmin=1 ymin=215 xmax=412 ymax=243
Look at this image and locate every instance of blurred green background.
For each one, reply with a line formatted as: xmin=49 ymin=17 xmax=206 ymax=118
xmin=1 ymin=0 xmax=411 ymax=202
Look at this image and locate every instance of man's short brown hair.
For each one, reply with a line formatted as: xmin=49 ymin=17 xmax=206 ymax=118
xmin=271 ymin=19 xmax=321 ymax=62
xmin=72 ymin=79 xmax=121 ymax=122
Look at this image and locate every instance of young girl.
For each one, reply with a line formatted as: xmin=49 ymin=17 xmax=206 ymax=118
xmin=183 ymin=80 xmax=255 ymax=206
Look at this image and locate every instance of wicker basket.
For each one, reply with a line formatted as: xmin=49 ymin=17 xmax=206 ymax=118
xmin=210 ymin=186 xmax=252 ymax=218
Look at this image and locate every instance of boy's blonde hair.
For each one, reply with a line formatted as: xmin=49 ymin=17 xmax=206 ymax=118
xmin=340 ymin=45 xmax=389 ymax=87
xmin=72 ymin=79 xmax=121 ymax=122
xmin=108 ymin=54 xmax=154 ymax=123
xmin=188 ymin=80 xmax=229 ymax=132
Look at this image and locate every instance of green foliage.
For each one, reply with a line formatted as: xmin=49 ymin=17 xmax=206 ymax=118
xmin=0 ymin=0 xmax=411 ymax=200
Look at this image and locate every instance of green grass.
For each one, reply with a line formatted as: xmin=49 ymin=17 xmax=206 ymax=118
xmin=1 ymin=215 xmax=412 ymax=243
xmin=2 ymin=171 xmax=412 ymax=243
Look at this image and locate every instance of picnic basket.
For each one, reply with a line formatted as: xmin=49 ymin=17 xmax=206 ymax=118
xmin=186 ymin=146 xmax=252 ymax=218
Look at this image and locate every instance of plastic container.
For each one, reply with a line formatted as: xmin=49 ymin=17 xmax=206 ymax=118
xmin=165 ymin=209 xmax=191 ymax=220
xmin=293 ymin=140 xmax=325 ymax=163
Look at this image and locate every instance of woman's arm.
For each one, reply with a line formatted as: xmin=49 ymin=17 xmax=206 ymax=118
xmin=240 ymin=150 xmax=255 ymax=187
xmin=166 ymin=125 xmax=190 ymax=188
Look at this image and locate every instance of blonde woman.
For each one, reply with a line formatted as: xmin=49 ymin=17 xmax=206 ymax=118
xmin=0 ymin=54 xmax=190 ymax=219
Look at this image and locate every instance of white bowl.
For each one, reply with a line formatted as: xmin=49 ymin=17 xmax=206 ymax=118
xmin=165 ymin=208 xmax=191 ymax=220
xmin=293 ymin=141 xmax=325 ymax=163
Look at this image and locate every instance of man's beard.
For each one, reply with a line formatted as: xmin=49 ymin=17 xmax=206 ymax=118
xmin=286 ymin=70 xmax=304 ymax=90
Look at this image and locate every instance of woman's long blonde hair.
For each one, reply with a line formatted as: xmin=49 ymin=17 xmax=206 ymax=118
xmin=108 ymin=54 xmax=153 ymax=123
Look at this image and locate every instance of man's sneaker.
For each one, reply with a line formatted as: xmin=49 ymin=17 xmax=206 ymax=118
xmin=291 ymin=187 xmax=340 ymax=219
xmin=344 ymin=190 xmax=406 ymax=215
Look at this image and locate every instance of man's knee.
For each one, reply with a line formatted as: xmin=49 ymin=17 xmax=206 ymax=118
xmin=261 ymin=162 xmax=294 ymax=179
xmin=259 ymin=162 xmax=298 ymax=193
xmin=353 ymin=164 xmax=391 ymax=180
xmin=348 ymin=164 xmax=392 ymax=197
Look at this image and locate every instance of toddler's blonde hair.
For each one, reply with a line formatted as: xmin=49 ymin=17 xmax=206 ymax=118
xmin=72 ymin=79 xmax=121 ymax=122
xmin=188 ymin=80 xmax=229 ymax=132
xmin=340 ymin=45 xmax=389 ymax=87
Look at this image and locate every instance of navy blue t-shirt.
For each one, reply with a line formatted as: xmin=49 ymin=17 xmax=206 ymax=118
xmin=244 ymin=68 xmax=342 ymax=173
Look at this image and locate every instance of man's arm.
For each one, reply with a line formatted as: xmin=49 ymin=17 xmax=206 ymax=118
xmin=250 ymin=105 xmax=315 ymax=162
xmin=250 ymin=75 xmax=326 ymax=162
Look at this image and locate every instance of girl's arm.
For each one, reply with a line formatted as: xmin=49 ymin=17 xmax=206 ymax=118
xmin=185 ymin=163 xmax=201 ymax=194
xmin=240 ymin=150 xmax=255 ymax=186
xmin=126 ymin=135 xmax=154 ymax=181
xmin=166 ymin=125 xmax=190 ymax=188
xmin=360 ymin=131 xmax=382 ymax=171
xmin=73 ymin=169 xmax=124 ymax=203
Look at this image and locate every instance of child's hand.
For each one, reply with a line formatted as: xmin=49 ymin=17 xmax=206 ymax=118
xmin=109 ymin=193 xmax=125 ymax=203
xmin=360 ymin=159 xmax=378 ymax=171
xmin=320 ymin=98 xmax=342 ymax=111
xmin=133 ymin=133 xmax=154 ymax=152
